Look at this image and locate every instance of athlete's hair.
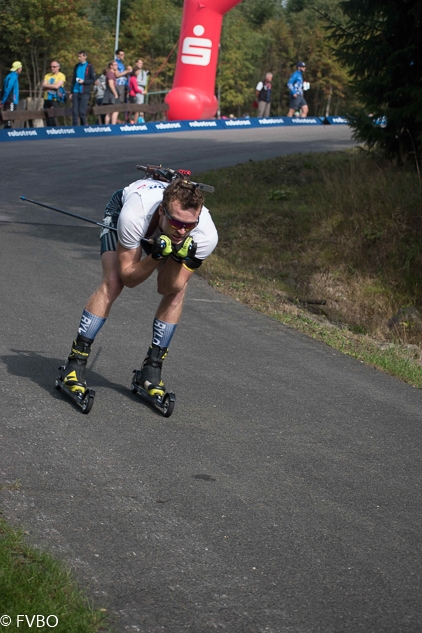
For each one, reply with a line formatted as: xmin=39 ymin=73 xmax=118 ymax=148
xmin=163 ymin=179 xmax=204 ymax=210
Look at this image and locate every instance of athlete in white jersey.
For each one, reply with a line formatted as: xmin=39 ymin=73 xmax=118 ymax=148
xmin=118 ymin=179 xmax=218 ymax=262
xmin=59 ymin=174 xmax=218 ymax=403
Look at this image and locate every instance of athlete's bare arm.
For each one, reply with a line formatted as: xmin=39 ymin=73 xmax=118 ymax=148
xmin=117 ymin=243 xmax=159 ymax=288
xmin=156 ymin=259 xmax=194 ymax=296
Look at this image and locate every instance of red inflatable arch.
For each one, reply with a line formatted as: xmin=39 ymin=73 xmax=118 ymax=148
xmin=165 ymin=0 xmax=242 ymax=121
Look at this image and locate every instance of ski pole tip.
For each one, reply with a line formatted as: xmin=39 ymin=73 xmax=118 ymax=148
xmin=20 ymin=196 xmax=26 ymax=200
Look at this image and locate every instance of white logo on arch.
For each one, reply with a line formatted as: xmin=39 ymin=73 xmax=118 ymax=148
xmin=181 ymin=25 xmax=212 ymax=66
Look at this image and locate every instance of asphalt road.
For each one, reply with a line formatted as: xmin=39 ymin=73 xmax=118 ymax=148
xmin=1 ymin=126 xmax=422 ymax=633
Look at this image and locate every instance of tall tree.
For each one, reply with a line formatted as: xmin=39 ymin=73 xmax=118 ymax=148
xmin=119 ymin=0 xmax=182 ymax=91
xmin=282 ymin=0 xmax=352 ymax=116
xmin=326 ymin=0 xmax=422 ymax=161
xmin=0 ymin=0 xmax=97 ymax=98
xmin=219 ymin=7 xmax=271 ymax=115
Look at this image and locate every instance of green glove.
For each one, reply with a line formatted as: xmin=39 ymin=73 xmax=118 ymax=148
xmin=151 ymin=235 xmax=173 ymax=260
xmin=171 ymin=236 xmax=197 ymax=263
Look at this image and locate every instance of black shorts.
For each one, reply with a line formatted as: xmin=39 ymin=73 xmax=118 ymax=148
xmin=102 ymin=91 xmax=117 ymax=105
xmin=100 ymin=189 xmax=124 ymax=255
xmin=289 ymin=95 xmax=307 ymax=110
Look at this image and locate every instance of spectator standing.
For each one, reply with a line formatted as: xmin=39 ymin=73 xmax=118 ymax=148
xmin=42 ymin=60 xmax=66 ymax=126
xmin=134 ymin=58 xmax=149 ymax=122
xmin=287 ymin=62 xmax=309 ymax=118
xmin=1 ymin=61 xmax=23 ymax=128
xmin=102 ymin=60 xmax=119 ymax=125
xmin=94 ymin=68 xmax=107 ymax=123
xmin=128 ymin=68 xmax=144 ymax=124
xmin=114 ymin=49 xmax=132 ymax=105
xmin=255 ymin=72 xmax=273 ymax=118
xmin=70 ymin=50 xmax=95 ymax=125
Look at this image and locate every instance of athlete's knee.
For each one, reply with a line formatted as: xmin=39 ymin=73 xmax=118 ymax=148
xmin=101 ymin=273 xmax=124 ymax=302
xmin=157 ymin=282 xmax=187 ymax=305
xmin=157 ymin=277 xmax=188 ymax=297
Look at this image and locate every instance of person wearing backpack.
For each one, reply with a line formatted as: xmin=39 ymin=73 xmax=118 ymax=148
xmin=42 ymin=60 xmax=66 ymax=126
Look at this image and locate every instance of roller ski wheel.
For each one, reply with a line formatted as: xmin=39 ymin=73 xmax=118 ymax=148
xmin=131 ymin=370 xmax=176 ymax=418
xmin=55 ymin=365 xmax=95 ymax=414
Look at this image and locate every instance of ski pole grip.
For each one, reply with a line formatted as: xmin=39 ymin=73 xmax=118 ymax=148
xmin=136 ymin=165 xmax=161 ymax=173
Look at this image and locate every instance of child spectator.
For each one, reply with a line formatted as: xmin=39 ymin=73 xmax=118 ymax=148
xmin=128 ymin=68 xmax=144 ymax=124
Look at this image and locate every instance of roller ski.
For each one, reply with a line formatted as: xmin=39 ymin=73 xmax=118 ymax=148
xmin=55 ymin=335 xmax=95 ymax=414
xmin=131 ymin=344 xmax=175 ymax=417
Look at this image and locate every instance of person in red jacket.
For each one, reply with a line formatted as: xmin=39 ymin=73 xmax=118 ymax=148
xmin=128 ymin=68 xmax=144 ymax=124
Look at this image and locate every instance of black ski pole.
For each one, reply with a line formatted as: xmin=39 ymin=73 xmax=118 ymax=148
xmin=20 ymin=196 xmax=117 ymax=231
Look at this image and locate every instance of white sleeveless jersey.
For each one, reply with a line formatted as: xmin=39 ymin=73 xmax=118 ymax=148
xmin=117 ymin=179 xmax=218 ymax=260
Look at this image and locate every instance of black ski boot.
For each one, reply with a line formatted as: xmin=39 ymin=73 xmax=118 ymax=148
xmin=136 ymin=344 xmax=168 ymax=397
xmin=56 ymin=335 xmax=95 ymax=413
xmin=61 ymin=334 xmax=93 ymax=394
xmin=131 ymin=344 xmax=176 ymax=417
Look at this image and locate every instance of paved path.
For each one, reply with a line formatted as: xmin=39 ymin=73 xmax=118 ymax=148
xmin=1 ymin=127 xmax=422 ymax=632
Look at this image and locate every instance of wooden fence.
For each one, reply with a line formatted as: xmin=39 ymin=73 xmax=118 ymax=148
xmin=0 ymin=102 xmax=169 ymax=127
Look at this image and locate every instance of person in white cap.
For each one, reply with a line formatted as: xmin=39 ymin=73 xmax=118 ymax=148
xmin=1 ymin=61 xmax=23 ymax=128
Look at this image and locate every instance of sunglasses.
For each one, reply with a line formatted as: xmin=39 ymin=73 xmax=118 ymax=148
xmin=162 ymin=205 xmax=200 ymax=231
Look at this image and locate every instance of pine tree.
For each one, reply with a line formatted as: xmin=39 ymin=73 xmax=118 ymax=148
xmin=326 ymin=0 xmax=422 ymax=162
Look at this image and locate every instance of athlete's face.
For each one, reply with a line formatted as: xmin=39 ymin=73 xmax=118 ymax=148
xmin=159 ymin=200 xmax=201 ymax=244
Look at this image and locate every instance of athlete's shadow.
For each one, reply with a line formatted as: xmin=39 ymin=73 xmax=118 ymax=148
xmin=2 ymin=348 xmax=129 ymax=400
xmin=2 ymin=349 xmax=165 ymax=417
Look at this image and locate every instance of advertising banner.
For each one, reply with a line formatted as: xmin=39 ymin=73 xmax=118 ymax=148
xmin=0 ymin=116 xmax=327 ymax=142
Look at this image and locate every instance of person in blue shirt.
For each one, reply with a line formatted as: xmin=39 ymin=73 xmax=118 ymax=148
xmin=287 ymin=61 xmax=309 ymax=118
xmin=70 ymin=50 xmax=95 ymax=125
xmin=1 ymin=61 xmax=23 ymax=128
xmin=114 ymin=49 xmax=132 ymax=105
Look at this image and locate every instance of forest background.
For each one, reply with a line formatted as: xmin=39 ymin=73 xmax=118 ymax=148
xmin=0 ymin=0 xmax=356 ymax=118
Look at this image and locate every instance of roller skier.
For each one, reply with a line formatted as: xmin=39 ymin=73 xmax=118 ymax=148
xmin=55 ymin=166 xmax=218 ymax=415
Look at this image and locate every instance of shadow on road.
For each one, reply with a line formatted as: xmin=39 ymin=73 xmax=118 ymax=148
xmin=2 ymin=348 xmax=128 ymax=397
xmin=2 ymin=223 xmax=100 ymax=256
xmin=2 ymin=348 xmax=165 ymax=417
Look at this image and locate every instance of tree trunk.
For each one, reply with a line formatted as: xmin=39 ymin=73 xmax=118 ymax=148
xmin=325 ymin=84 xmax=332 ymax=117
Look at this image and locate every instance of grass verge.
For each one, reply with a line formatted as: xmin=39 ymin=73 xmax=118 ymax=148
xmin=195 ymin=149 xmax=422 ymax=388
xmin=0 ymin=513 xmax=108 ymax=632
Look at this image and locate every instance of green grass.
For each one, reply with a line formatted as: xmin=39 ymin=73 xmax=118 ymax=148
xmin=0 ymin=514 xmax=108 ymax=632
xmin=195 ymin=150 xmax=422 ymax=388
